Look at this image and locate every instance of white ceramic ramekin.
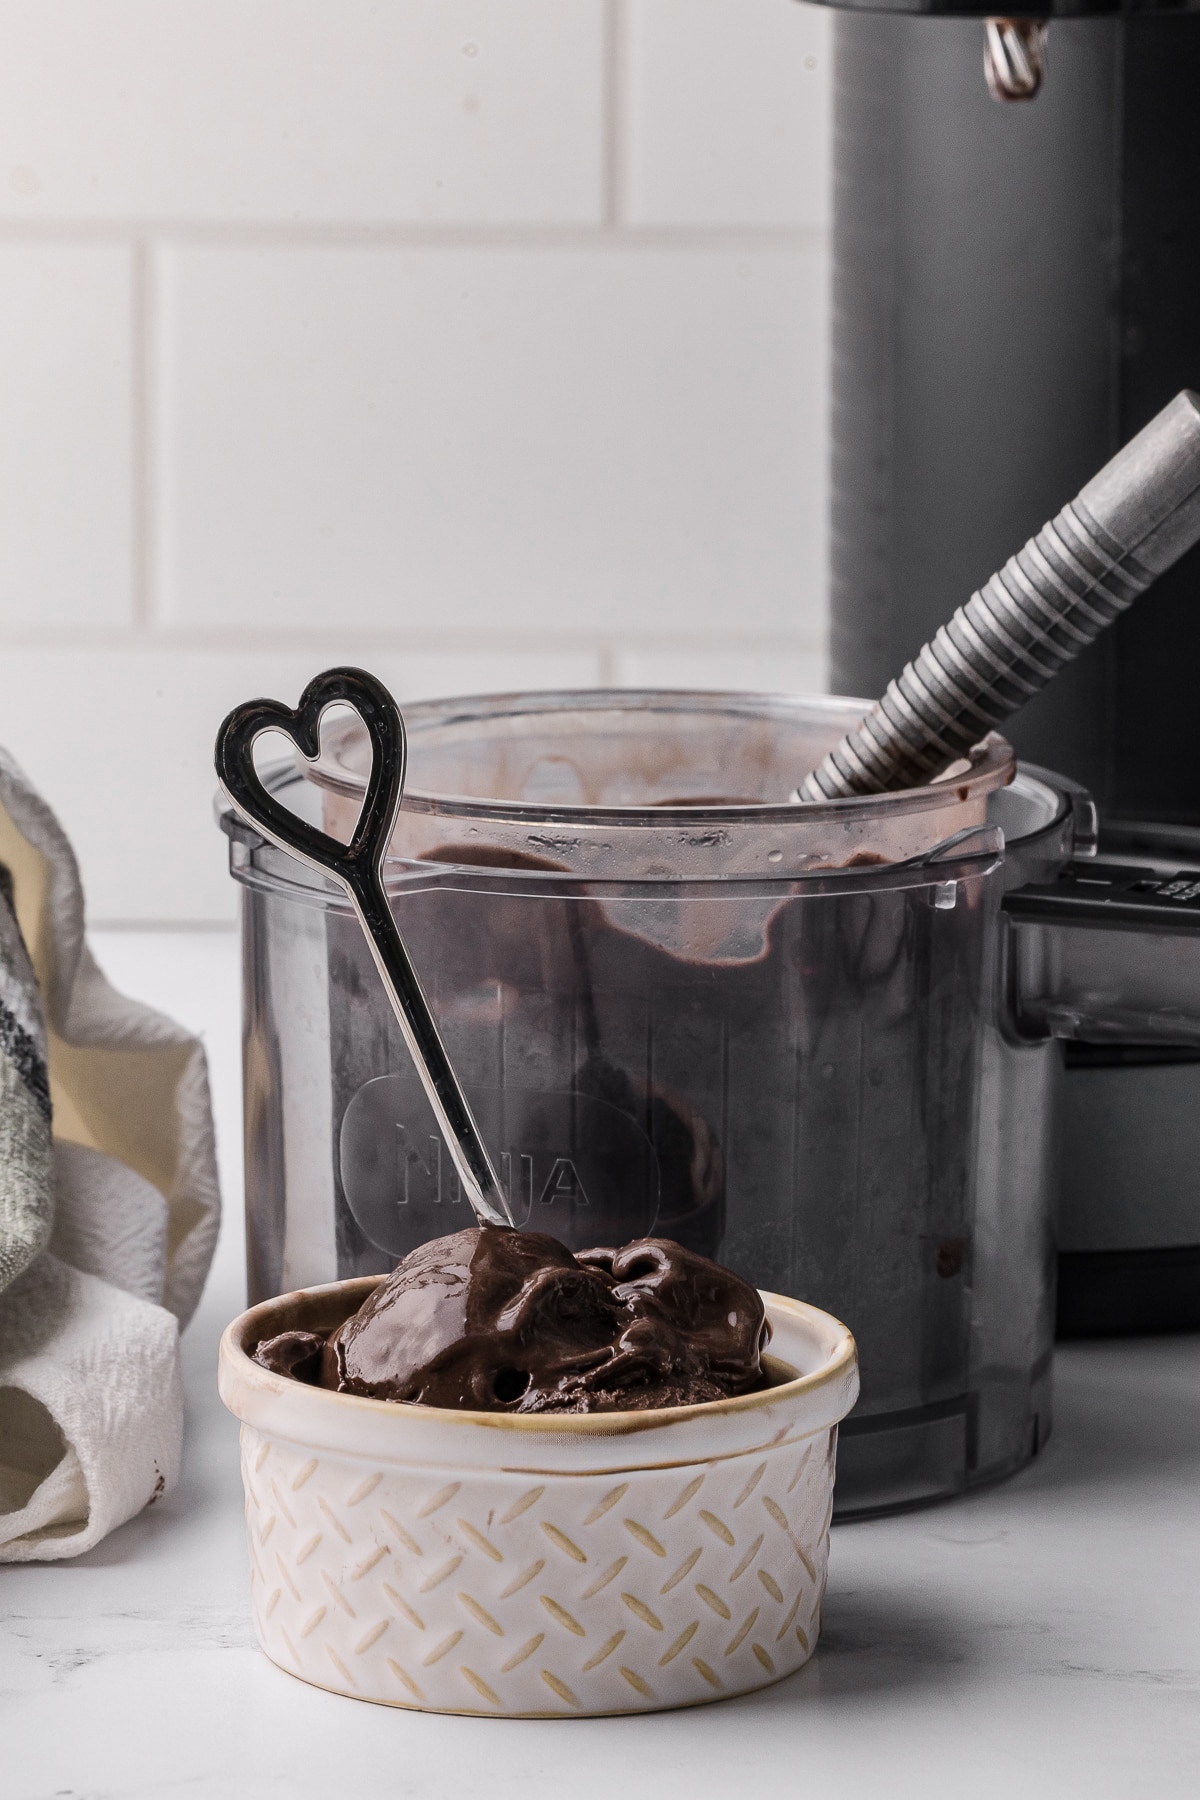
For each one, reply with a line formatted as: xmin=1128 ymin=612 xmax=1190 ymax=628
xmin=218 ymin=1279 xmax=858 ymax=1718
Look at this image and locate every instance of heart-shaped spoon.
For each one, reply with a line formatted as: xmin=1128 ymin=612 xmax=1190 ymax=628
xmin=215 ymin=665 xmax=514 ymax=1230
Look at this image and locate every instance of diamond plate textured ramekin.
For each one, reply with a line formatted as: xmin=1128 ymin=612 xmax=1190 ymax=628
xmin=218 ymin=1278 xmax=858 ymax=1717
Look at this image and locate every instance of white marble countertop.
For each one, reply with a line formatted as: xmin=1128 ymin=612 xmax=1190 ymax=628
xmin=4 ymin=930 xmax=1199 ymax=1800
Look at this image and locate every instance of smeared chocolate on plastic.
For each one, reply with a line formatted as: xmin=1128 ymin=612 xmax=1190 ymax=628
xmin=253 ymin=1227 xmax=770 ymax=1414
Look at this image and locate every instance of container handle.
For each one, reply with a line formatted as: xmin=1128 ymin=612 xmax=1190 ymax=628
xmin=1004 ymin=861 xmax=1200 ymax=1044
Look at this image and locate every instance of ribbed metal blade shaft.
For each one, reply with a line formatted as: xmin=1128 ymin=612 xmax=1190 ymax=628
xmin=799 ymin=390 xmax=1200 ymax=802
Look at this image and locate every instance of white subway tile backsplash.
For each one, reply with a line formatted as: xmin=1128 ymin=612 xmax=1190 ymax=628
xmin=0 ymin=645 xmax=602 ymax=922
xmin=623 ymin=0 xmax=831 ymax=228
xmin=0 ymin=0 xmax=605 ymax=225
xmin=614 ymin=640 xmax=828 ymax=695
xmin=0 ymin=7 xmax=835 ymax=921
xmin=0 ymin=245 xmax=133 ymax=626
xmin=156 ymin=242 xmax=827 ymax=641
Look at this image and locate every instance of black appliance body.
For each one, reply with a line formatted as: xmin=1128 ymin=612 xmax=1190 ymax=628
xmin=814 ymin=0 xmax=1200 ymax=1333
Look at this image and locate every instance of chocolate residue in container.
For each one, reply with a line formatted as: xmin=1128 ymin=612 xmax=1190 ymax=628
xmin=415 ymin=841 xmax=727 ymax=1258
xmin=253 ymin=1228 xmax=770 ymax=1414
xmin=422 ymin=843 xmax=575 ymax=874
xmin=649 ymin=796 xmax=761 ymax=808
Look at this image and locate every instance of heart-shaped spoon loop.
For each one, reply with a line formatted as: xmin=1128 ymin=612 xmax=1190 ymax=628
xmin=215 ymin=666 xmax=513 ymax=1230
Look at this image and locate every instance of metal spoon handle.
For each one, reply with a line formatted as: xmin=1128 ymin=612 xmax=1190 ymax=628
xmin=215 ymin=665 xmax=513 ymax=1230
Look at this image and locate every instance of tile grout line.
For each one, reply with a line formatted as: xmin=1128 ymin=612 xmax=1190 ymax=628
xmin=91 ymin=917 xmax=238 ymax=934
xmin=0 ymin=625 xmax=827 ymax=655
xmin=144 ymin=238 xmax=163 ymax=633
xmin=602 ymin=0 xmax=626 ymax=231
xmin=129 ymin=238 xmax=151 ymax=630
xmin=139 ymin=238 xmax=167 ymax=634
xmin=0 ymin=218 xmax=826 ymax=252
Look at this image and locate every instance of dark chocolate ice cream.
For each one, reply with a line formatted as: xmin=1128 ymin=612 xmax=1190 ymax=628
xmin=253 ymin=1227 xmax=770 ymax=1414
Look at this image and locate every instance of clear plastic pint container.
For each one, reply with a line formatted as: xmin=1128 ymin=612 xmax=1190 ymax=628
xmin=222 ymin=690 xmax=1076 ymax=1517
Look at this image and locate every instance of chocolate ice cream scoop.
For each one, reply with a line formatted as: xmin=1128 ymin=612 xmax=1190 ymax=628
xmin=579 ymin=1238 xmax=767 ymax=1387
xmin=254 ymin=1227 xmax=770 ymax=1414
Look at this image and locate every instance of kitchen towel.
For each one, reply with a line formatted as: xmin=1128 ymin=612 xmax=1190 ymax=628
xmin=0 ymin=746 xmax=220 ymax=1560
